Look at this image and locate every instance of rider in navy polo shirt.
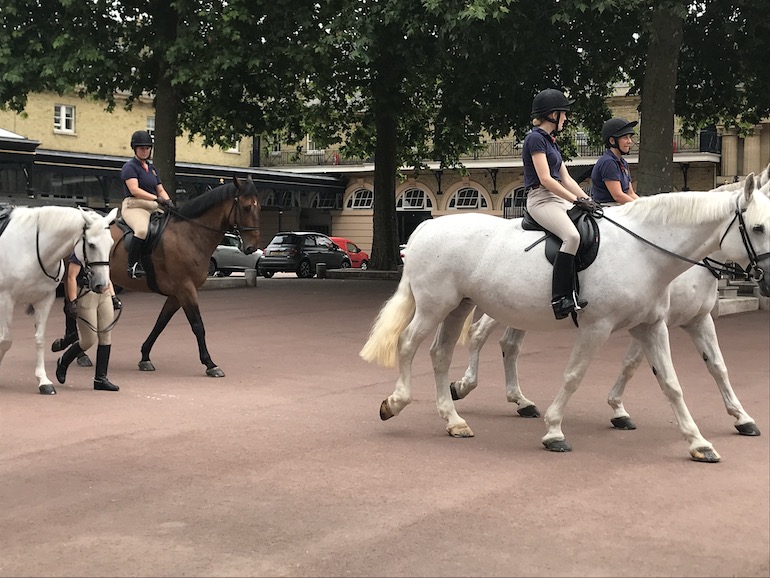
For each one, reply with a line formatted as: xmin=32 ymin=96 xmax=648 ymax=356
xmin=591 ymin=118 xmax=639 ymax=205
xmin=120 ymin=131 xmax=173 ymax=278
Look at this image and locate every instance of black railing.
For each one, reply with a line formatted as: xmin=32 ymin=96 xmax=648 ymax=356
xmin=260 ymin=130 xmax=720 ymax=168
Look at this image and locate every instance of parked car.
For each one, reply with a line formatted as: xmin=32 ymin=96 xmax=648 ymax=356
xmin=208 ymin=232 xmax=263 ymax=277
xmin=258 ymin=232 xmax=351 ymax=278
xmin=329 ymin=237 xmax=370 ymax=269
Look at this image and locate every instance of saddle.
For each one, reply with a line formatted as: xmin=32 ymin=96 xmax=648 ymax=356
xmin=521 ymin=206 xmax=600 ymax=272
xmin=116 ymin=210 xmax=172 ymax=293
xmin=0 ymin=204 xmax=14 ymax=239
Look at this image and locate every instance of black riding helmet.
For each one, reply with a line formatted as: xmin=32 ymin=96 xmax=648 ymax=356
xmin=530 ymin=89 xmax=575 ymax=119
xmin=601 ymin=118 xmax=638 ymax=151
xmin=130 ymin=130 xmax=153 ymax=150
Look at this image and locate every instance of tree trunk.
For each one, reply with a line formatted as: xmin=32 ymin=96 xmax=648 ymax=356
xmin=637 ymin=6 xmax=684 ymax=195
xmin=153 ymin=71 xmax=178 ymax=199
xmin=371 ymin=109 xmax=399 ymax=270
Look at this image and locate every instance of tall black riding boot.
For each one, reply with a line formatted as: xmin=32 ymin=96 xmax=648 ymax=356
xmin=51 ymin=300 xmax=79 ymax=352
xmin=56 ymin=343 xmax=85 ymax=384
xmin=551 ymin=252 xmax=588 ymax=320
xmin=93 ymin=344 xmax=119 ymax=392
xmin=127 ymin=238 xmax=146 ymax=279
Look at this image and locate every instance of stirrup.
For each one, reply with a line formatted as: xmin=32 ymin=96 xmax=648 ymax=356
xmin=127 ymin=263 xmax=146 ymax=279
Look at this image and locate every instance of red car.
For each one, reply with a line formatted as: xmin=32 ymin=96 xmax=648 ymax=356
xmin=329 ymin=237 xmax=370 ymax=269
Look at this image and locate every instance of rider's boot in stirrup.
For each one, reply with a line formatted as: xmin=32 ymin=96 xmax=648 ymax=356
xmin=127 ymin=238 xmax=146 ymax=279
xmin=93 ymin=344 xmax=119 ymax=392
xmin=551 ymin=252 xmax=587 ymax=320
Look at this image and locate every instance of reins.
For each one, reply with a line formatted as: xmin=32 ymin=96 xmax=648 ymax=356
xmin=35 ymin=226 xmax=65 ymax=283
xmin=164 ymin=187 xmax=259 ymax=236
xmin=600 ymin=194 xmax=767 ymax=281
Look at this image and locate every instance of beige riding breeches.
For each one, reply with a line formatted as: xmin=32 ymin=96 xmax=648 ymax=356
xmin=76 ymin=291 xmax=114 ymax=350
xmin=526 ymin=186 xmax=580 ymax=255
xmin=121 ymin=197 xmax=160 ymax=239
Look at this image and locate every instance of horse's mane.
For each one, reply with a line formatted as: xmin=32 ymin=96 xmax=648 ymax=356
xmin=175 ymin=179 xmax=257 ymax=220
xmin=11 ymin=205 xmax=85 ymax=229
xmin=614 ymin=189 xmax=770 ymax=226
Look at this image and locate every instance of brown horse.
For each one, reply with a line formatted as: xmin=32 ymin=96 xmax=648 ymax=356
xmin=110 ymin=177 xmax=261 ymax=377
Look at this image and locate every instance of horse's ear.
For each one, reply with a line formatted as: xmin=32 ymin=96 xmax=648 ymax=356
xmin=104 ymin=207 xmax=119 ymax=225
xmin=743 ymin=172 xmax=756 ymax=202
xmin=233 ymin=176 xmax=243 ymax=191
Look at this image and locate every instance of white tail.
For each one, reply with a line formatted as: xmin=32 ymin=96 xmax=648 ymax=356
xmin=359 ymin=275 xmax=416 ymax=367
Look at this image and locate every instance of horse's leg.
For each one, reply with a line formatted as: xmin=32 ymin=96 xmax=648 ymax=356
xmin=606 ymin=339 xmax=645 ymax=430
xmin=431 ymin=301 xmax=476 ymax=437
xmin=628 ymin=321 xmax=720 ymax=462
xmin=181 ymin=301 xmax=223 ymax=377
xmin=681 ymin=314 xmax=759 ymax=436
xmin=31 ymin=293 xmax=56 ymax=394
xmin=499 ymin=328 xmax=540 ymax=417
xmin=450 ymin=314 xmax=498 ymax=400
xmin=542 ymin=324 xmax=611 ymax=452
xmin=138 ymin=295 xmax=181 ymax=371
xmin=0 ymin=296 xmax=14 ymax=379
xmin=380 ymin=310 xmax=440 ymax=421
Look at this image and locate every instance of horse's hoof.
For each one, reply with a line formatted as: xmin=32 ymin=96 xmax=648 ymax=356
xmin=543 ymin=439 xmax=572 ymax=452
xmin=690 ymin=447 xmax=721 ymax=463
xmin=447 ymin=424 xmax=474 ymax=437
xmin=206 ymin=366 xmax=225 ymax=378
xmin=735 ymin=422 xmax=761 ymax=436
xmin=450 ymin=383 xmax=460 ymax=401
xmin=517 ymin=404 xmax=541 ymax=418
xmin=379 ymin=399 xmax=394 ymax=421
xmin=611 ymin=416 xmax=637 ymax=430
xmin=138 ymin=360 xmax=155 ymax=371
xmin=39 ymin=384 xmax=57 ymax=395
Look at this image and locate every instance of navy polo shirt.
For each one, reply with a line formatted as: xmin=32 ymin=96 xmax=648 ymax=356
xmin=120 ymin=157 xmax=162 ymax=198
xmin=590 ymin=149 xmax=631 ymax=203
xmin=522 ymin=128 xmax=563 ymax=190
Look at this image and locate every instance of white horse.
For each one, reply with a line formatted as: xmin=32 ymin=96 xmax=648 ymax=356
xmin=360 ymin=178 xmax=770 ymax=462
xmin=0 ymin=206 xmax=118 ymax=395
xmin=451 ymin=173 xmax=770 ymax=436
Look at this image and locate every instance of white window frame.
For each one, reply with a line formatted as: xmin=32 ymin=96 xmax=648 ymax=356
xmin=53 ymin=104 xmax=75 ymax=134
xmin=396 ymin=187 xmax=433 ymax=211
xmin=448 ymin=187 xmax=487 ymax=210
xmin=225 ymin=141 xmax=241 ymax=154
xmin=306 ymin=135 xmax=323 ymax=154
xmin=146 ymin=116 xmax=155 ymax=138
xmin=346 ymin=188 xmax=374 ymax=210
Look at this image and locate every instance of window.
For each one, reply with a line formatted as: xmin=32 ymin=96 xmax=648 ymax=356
xmin=270 ymin=134 xmax=282 ymax=155
xmin=225 ymin=141 xmax=241 ymax=154
xmin=397 ymin=188 xmax=433 ymax=210
xmin=53 ymin=104 xmax=75 ymax=133
xmin=448 ymin=187 xmax=488 ymax=210
xmin=146 ymin=116 xmax=155 ymax=138
xmin=306 ymin=135 xmax=322 ymax=153
xmin=312 ymin=192 xmax=341 ymax=209
xmin=264 ymin=190 xmax=298 ymax=208
xmin=346 ymin=188 xmax=374 ymax=210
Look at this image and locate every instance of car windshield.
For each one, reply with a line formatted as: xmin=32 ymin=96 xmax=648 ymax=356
xmin=270 ymin=234 xmax=300 ymax=246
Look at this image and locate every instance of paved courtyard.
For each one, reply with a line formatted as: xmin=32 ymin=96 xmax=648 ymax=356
xmin=1 ymin=278 xmax=768 ymax=577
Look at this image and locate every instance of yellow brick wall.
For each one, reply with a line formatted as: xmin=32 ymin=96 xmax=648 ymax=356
xmin=0 ymin=91 xmax=253 ymax=166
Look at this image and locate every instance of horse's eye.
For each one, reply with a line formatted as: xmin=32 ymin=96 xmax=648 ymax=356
xmin=753 ymin=225 xmax=765 ymax=234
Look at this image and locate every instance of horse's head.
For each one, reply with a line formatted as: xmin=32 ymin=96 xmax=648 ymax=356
xmin=75 ymin=207 xmax=118 ymax=294
xmin=721 ymin=175 xmax=770 ymax=297
xmin=231 ymin=176 xmax=261 ymax=255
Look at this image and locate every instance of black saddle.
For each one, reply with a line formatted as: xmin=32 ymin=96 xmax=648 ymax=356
xmin=521 ymin=206 xmax=600 ymax=272
xmin=116 ymin=210 xmax=172 ymax=293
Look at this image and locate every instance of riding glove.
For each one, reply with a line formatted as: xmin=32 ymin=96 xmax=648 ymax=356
xmin=64 ymin=300 xmax=78 ymax=319
xmin=573 ymin=197 xmax=604 ymax=216
xmin=112 ymin=296 xmax=122 ymax=311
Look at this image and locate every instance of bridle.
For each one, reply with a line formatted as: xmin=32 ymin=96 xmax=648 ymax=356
xmin=600 ymin=194 xmax=768 ymax=282
xmin=165 ymin=190 xmax=259 ymax=237
xmin=36 ymin=220 xmax=108 ymax=284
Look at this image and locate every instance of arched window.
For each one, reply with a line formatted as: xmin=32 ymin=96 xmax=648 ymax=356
xmin=346 ymin=188 xmax=374 ymax=209
xmin=396 ymin=188 xmax=433 ymax=210
xmin=448 ymin=187 xmax=488 ymax=210
xmin=311 ymin=192 xmax=341 ymax=209
xmin=503 ymin=186 xmax=526 ymax=218
xmin=264 ymin=190 xmax=299 ymax=208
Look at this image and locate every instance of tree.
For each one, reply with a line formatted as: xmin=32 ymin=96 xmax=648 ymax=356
xmin=0 ymin=0 xmax=320 ymax=192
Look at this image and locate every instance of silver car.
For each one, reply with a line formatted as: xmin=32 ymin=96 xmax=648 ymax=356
xmin=208 ymin=233 xmax=263 ymax=277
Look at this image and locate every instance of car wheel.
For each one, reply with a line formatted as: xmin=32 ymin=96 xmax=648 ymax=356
xmin=297 ymin=259 xmax=314 ymax=278
xmin=261 ymin=271 xmax=274 ymax=278
xmin=359 ymin=260 xmax=369 ymax=270
xmin=341 ymin=259 xmax=351 ymax=269
xmin=208 ymin=259 xmax=217 ymax=277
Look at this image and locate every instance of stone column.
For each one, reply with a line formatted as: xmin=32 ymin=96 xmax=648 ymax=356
xmin=719 ymin=126 xmax=739 ymax=180
xmin=742 ymin=125 xmax=763 ymax=177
